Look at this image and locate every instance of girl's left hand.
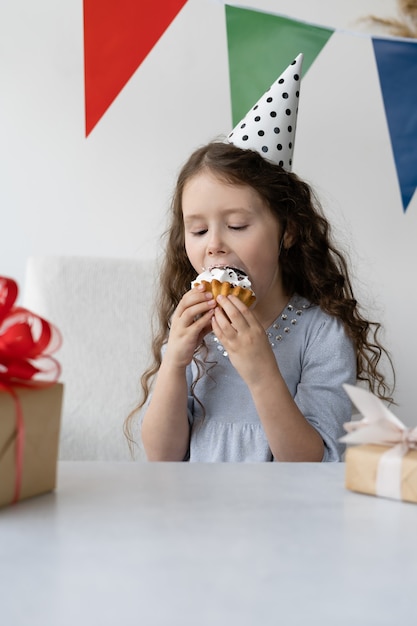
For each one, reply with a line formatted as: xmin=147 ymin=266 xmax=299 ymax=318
xmin=211 ymin=295 xmax=278 ymax=385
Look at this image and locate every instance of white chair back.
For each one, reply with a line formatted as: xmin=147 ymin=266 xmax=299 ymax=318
xmin=23 ymin=256 xmax=157 ymax=461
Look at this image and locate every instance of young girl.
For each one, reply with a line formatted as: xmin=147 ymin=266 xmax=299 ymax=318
xmin=125 ymin=56 xmax=394 ymax=462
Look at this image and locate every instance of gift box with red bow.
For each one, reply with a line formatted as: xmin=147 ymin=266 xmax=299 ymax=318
xmin=0 ymin=275 xmax=63 ymax=507
xmin=341 ymin=384 xmax=417 ymax=504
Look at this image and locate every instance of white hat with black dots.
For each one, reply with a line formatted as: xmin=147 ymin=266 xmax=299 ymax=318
xmin=227 ymin=53 xmax=303 ymax=172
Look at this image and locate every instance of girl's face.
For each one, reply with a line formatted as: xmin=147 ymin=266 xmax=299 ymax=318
xmin=182 ymin=170 xmax=287 ymax=315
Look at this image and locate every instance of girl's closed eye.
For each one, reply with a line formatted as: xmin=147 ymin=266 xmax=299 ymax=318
xmin=229 ymin=224 xmax=248 ymax=231
xmin=191 ymin=228 xmax=208 ymax=236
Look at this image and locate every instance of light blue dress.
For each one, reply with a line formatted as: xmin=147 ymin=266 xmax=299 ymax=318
xmin=184 ymin=294 xmax=356 ymax=462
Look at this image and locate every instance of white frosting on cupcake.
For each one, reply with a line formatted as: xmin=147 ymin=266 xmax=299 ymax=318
xmin=191 ymin=266 xmax=253 ymax=290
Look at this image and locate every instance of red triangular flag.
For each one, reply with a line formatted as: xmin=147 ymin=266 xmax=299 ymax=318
xmin=83 ymin=0 xmax=188 ymax=136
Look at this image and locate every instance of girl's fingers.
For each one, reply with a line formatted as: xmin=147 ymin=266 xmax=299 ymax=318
xmin=175 ymin=290 xmax=216 ymax=324
xmin=215 ymin=294 xmax=251 ymax=330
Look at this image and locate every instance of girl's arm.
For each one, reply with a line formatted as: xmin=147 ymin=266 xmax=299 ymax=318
xmin=141 ymin=287 xmax=216 ymax=461
xmin=246 ymin=357 xmax=325 ymax=461
xmin=212 ymin=295 xmax=326 ymax=461
xmin=141 ymin=359 xmax=190 ymax=461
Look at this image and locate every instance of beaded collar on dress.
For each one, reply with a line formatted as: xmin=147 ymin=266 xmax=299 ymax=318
xmin=212 ymin=293 xmax=311 ymax=357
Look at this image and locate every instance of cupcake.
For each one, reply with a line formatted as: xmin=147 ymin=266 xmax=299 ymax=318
xmin=191 ymin=266 xmax=256 ymax=307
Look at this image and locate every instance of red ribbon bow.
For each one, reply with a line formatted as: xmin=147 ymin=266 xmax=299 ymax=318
xmin=0 ymin=276 xmax=62 ymax=503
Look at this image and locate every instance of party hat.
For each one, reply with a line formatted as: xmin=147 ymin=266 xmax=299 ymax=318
xmin=227 ymin=53 xmax=303 ymax=171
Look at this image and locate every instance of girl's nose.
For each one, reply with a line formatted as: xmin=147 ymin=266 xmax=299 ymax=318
xmin=206 ymin=228 xmax=227 ymax=256
xmin=207 ymin=238 xmax=227 ymax=256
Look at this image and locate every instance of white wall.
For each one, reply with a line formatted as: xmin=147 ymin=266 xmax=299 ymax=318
xmin=1 ymin=0 xmax=415 ymax=421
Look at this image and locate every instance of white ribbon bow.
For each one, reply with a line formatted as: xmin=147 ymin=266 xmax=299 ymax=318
xmin=341 ymin=384 xmax=417 ymax=500
xmin=341 ymin=384 xmax=417 ymax=448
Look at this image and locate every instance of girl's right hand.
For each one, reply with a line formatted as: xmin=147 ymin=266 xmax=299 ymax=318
xmin=164 ymin=286 xmax=216 ymax=368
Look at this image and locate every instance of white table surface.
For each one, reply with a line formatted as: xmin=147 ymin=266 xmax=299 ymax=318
xmin=1 ymin=461 xmax=416 ymax=626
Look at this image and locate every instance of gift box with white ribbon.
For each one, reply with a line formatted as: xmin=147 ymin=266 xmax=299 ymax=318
xmin=341 ymin=384 xmax=417 ymax=504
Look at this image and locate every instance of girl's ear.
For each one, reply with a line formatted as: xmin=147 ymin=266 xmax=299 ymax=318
xmin=282 ymin=225 xmax=296 ymax=250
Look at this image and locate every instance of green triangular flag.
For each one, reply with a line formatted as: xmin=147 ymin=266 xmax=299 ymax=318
xmin=225 ymin=5 xmax=334 ymax=125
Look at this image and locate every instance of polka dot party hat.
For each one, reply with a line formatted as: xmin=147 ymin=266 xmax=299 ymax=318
xmin=227 ymin=53 xmax=303 ymax=171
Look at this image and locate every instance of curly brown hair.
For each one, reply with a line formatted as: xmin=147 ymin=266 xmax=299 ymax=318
xmin=124 ymin=141 xmax=395 ymax=444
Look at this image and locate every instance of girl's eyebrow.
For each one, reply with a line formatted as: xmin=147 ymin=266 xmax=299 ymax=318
xmin=183 ymin=214 xmax=203 ymax=223
xmin=183 ymin=207 xmax=253 ymax=222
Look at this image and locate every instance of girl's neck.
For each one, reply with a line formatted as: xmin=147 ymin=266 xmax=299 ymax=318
xmin=256 ymin=291 xmax=293 ymax=330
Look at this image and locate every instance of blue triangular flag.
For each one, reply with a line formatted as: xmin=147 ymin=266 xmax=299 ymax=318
xmin=372 ymin=38 xmax=417 ymax=212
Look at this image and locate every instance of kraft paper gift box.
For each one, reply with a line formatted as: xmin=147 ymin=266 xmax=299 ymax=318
xmin=0 ymin=275 xmax=63 ymax=508
xmin=345 ymin=444 xmax=417 ymax=504
xmin=341 ymin=384 xmax=417 ymax=504
xmin=0 ymin=383 xmax=63 ymax=508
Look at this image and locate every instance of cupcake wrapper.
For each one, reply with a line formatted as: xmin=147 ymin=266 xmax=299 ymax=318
xmin=197 ymin=279 xmax=256 ymax=308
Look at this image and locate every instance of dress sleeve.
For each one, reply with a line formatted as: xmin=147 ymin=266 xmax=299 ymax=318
xmin=294 ymin=313 xmax=356 ymax=461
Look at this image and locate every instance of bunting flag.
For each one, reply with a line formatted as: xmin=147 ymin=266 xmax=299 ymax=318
xmin=372 ymin=38 xmax=417 ymax=212
xmin=225 ymin=5 xmax=334 ymax=125
xmin=83 ymin=0 xmax=188 ymax=136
